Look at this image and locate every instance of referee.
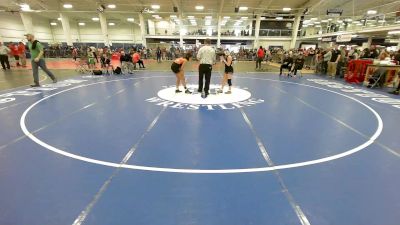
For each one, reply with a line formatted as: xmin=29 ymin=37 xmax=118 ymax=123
xmin=197 ymin=39 xmax=216 ymax=98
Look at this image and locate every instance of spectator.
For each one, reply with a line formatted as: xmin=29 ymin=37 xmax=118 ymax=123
xmin=328 ymin=47 xmax=340 ymax=77
xmin=120 ymin=51 xmax=134 ymax=74
xmin=133 ymin=50 xmax=145 ymax=69
xmin=279 ymin=54 xmax=293 ymax=76
xmin=18 ymin=42 xmax=26 ymax=67
xmin=323 ymin=48 xmax=332 ymax=74
xmin=289 ymin=52 xmax=305 ymax=77
xmin=0 ymin=42 xmax=11 ymax=70
xmin=9 ymin=43 xmax=20 ymax=66
xmin=256 ymin=46 xmax=264 ymax=70
xmin=156 ymin=47 xmax=162 ymax=63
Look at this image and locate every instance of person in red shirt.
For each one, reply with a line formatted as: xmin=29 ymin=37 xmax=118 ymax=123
xmin=132 ymin=50 xmax=145 ymax=69
xmin=9 ymin=43 xmax=20 ymax=66
xmin=18 ymin=42 xmax=26 ymax=67
xmin=256 ymin=46 xmax=264 ymax=70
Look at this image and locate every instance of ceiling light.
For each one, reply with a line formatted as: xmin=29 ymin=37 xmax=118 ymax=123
xmin=241 ymin=17 xmax=248 ymax=20
xmin=223 ymin=16 xmax=230 ymax=19
xmin=57 ymin=17 xmax=62 ymax=21
xmin=187 ymin=16 xmax=195 ymax=19
xmin=127 ymin=18 xmax=135 ymax=22
xmin=239 ymin=6 xmax=248 ymax=11
xmin=195 ymin=5 xmax=204 ymax=10
xmin=151 ymin=5 xmax=160 ymax=9
xmin=92 ymin=17 xmax=99 ymax=21
xmin=20 ymin=4 xmax=31 ymax=11
xmin=205 ymin=16 xmax=212 ymax=19
xmin=315 ymin=25 xmax=321 ymax=27
xmin=321 ymin=20 xmax=328 ymax=23
xmin=311 ymin=18 xmax=318 ymax=21
xmin=367 ymin=10 xmax=377 ymax=15
xmin=50 ymin=22 xmax=57 ymax=26
xmin=328 ymin=18 xmax=332 ymax=21
xmin=261 ymin=16 xmax=266 ymax=20
xmin=108 ymin=22 xmax=115 ymax=26
xmin=170 ymin=15 xmax=177 ymax=18
xmin=63 ymin=4 xmax=73 ymax=8
xmin=345 ymin=18 xmax=352 ymax=22
xmin=276 ymin=17 xmax=283 ymax=20
xmin=283 ymin=7 xmax=291 ymax=11
xmin=337 ymin=20 xmax=343 ymax=23
xmin=78 ymin=22 xmax=85 ymax=26
xmin=314 ymin=21 xmax=321 ymax=24
xmin=152 ymin=15 xmax=159 ymax=18
xmin=388 ymin=30 xmax=400 ymax=34
xmin=107 ymin=4 xmax=116 ymax=9
xmin=378 ymin=20 xmax=385 ymax=23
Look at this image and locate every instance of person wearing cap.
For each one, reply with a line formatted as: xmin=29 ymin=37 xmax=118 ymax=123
xmin=25 ymin=33 xmax=57 ymax=87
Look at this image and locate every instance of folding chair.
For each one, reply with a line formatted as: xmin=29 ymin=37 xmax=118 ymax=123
xmin=367 ymin=68 xmax=386 ymax=88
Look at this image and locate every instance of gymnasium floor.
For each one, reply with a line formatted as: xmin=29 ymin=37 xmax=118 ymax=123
xmin=0 ymin=69 xmax=399 ymax=225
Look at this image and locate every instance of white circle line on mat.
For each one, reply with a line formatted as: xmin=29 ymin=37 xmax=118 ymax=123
xmin=20 ymin=76 xmax=383 ymax=174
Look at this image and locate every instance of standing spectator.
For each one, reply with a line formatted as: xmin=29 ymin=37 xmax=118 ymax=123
xmin=336 ymin=46 xmax=347 ymax=77
xmin=323 ymin=48 xmax=332 ymax=74
xmin=197 ymin=38 xmax=216 ymax=98
xmin=25 ymin=33 xmax=57 ymax=87
xmin=256 ymin=46 xmax=264 ymax=70
xmin=87 ymin=48 xmax=96 ymax=71
xmin=156 ymin=46 xmax=162 ymax=63
xmin=394 ymin=50 xmax=400 ymax=64
xmin=327 ymin=47 xmax=340 ymax=78
xmin=72 ymin=47 xmax=78 ymax=61
xmin=0 ymin=42 xmax=11 ymax=70
xmin=369 ymin=46 xmax=379 ymax=59
xmin=9 ymin=43 xmax=20 ymax=66
xmin=18 ymin=42 xmax=26 ymax=67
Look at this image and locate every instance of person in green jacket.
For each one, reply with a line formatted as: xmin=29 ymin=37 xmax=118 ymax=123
xmin=25 ymin=34 xmax=57 ymax=87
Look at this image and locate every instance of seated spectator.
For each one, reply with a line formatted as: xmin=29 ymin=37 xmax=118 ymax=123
xmin=279 ymin=54 xmax=293 ymax=76
xmin=289 ymin=53 xmax=305 ymax=77
xmin=119 ymin=51 xmax=134 ymax=74
xmin=133 ymin=50 xmax=145 ymax=69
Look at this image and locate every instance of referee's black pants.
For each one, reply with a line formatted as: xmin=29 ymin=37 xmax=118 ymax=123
xmin=198 ymin=64 xmax=212 ymax=94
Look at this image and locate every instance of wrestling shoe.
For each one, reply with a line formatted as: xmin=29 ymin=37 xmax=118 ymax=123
xmin=185 ymin=89 xmax=192 ymax=94
xmin=175 ymin=89 xmax=182 ymax=93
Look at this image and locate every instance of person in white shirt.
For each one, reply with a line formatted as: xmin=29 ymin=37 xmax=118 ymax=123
xmin=0 ymin=42 xmax=11 ymax=70
xmin=197 ymin=39 xmax=216 ymax=98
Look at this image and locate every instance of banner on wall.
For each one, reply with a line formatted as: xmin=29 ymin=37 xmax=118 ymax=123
xmin=336 ymin=34 xmax=352 ymax=42
xmin=326 ymin=8 xmax=343 ymax=17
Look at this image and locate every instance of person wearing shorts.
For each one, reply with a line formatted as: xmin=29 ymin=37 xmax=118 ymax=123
xmin=171 ymin=52 xmax=192 ymax=94
xmin=87 ymin=48 xmax=96 ymax=70
xmin=218 ymin=51 xmax=234 ymax=94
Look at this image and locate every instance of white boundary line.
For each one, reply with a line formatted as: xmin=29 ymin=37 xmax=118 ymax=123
xmin=20 ymin=76 xmax=384 ymax=174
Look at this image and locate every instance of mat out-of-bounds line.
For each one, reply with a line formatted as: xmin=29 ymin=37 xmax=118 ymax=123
xmin=20 ymin=76 xmax=384 ymax=174
xmin=240 ymin=108 xmax=311 ymax=225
